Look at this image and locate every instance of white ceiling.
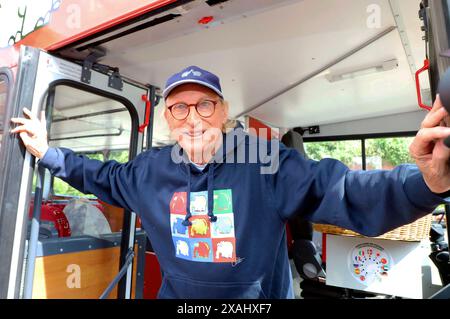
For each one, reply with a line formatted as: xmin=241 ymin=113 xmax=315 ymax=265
xmin=72 ymin=0 xmax=430 ymax=131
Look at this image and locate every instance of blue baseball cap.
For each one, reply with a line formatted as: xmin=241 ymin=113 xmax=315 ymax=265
xmin=162 ymin=65 xmax=223 ymax=99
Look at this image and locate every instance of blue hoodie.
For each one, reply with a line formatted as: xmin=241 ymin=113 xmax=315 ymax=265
xmin=39 ymin=127 xmax=447 ymax=299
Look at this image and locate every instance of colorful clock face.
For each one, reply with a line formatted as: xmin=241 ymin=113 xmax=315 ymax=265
xmin=348 ymin=243 xmax=393 ymax=286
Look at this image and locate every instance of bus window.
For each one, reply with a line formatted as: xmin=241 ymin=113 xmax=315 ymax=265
xmin=40 ymin=84 xmax=132 ymax=237
xmin=25 ymin=84 xmax=137 ymax=298
xmin=304 ymin=140 xmax=363 ymax=169
xmin=304 ymin=136 xmax=415 ymax=171
xmin=28 ymin=84 xmax=133 ymax=238
xmin=365 ymin=137 xmax=415 ymax=170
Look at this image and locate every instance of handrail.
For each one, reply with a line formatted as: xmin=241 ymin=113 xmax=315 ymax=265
xmin=23 ymin=166 xmax=45 ymax=299
xmin=52 ymin=108 xmax=127 ymax=123
xmin=49 ymin=128 xmax=124 ymax=141
xmin=415 ymin=59 xmax=433 ymax=111
xmin=99 ymin=248 xmax=135 ymax=299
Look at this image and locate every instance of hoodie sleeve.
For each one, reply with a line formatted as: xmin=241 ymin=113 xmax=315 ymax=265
xmin=39 ymin=147 xmax=142 ymax=213
xmin=271 ymin=144 xmax=448 ymax=237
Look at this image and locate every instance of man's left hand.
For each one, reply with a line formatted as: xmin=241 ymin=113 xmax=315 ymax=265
xmin=410 ymin=95 xmax=450 ymax=194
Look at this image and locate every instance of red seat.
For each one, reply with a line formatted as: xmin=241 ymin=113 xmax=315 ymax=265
xmin=29 ymin=203 xmax=71 ymax=237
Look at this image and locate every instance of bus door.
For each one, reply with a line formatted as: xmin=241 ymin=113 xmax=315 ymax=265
xmin=0 ymin=45 xmax=154 ymax=299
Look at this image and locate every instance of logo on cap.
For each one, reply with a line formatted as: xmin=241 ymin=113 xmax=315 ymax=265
xmin=182 ymin=69 xmax=202 ymax=78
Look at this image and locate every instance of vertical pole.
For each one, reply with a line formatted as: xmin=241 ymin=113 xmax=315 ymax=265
xmin=23 ymin=86 xmax=55 ymax=298
xmin=125 ymin=213 xmax=136 ymax=298
xmin=361 ymin=139 xmax=367 ymax=170
xmin=118 ymin=210 xmax=135 ymax=299
xmin=146 ymin=86 xmax=157 ymax=151
xmin=118 ymin=87 xmax=156 ymax=299
xmin=23 ymin=165 xmax=45 ymax=299
xmin=445 ymin=204 xmax=450 ymax=257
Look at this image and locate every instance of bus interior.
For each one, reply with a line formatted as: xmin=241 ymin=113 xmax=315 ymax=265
xmin=1 ymin=0 xmax=450 ymax=299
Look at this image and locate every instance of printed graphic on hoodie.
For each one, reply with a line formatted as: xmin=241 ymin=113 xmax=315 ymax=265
xmin=170 ymin=189 xmax=236 ymax=263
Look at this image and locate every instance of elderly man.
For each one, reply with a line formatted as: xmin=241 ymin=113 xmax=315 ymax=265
xmin=10 ymin=65 xmax=450 ymax=299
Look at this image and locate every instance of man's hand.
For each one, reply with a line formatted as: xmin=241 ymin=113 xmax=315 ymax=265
xmin=10 ymin=108 xmax=49 ymax=159
xmin=410 ymin=95 xmax=450 ymax=194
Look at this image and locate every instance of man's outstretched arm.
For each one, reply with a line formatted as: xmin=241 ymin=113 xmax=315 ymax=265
xmin=10 ymin=108 xmax=140 ymax=212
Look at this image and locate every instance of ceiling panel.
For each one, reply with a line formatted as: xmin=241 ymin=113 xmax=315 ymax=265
xmin=96 ymin=0 xmax=427 ymax=129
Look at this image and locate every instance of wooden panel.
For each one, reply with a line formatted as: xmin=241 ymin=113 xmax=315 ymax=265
xmin=99 ymin=200 xmax=142 ymax=230
xmin=32 ymin=246 xmax=139 ymax=299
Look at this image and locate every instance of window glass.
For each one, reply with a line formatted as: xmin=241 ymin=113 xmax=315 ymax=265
xmin=445 ymin=0 xmax=450 ymax=45
xmin=30 ymin=85 xmax=132 ymax=239
xmin=365 ymin=137 xmax=414 ymax=170
xmin=25 ymin=85 xmax=136 ymax=299
xmin=304 ymin=140 xmax=362 ymax=169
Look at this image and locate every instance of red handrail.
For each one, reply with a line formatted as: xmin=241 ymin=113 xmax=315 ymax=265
xmin=138 ymin=94 xmax=152 ymax=133
xmin=415 ymin=59 xmax=432 ymax=111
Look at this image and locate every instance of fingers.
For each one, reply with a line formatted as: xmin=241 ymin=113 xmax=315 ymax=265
xmin=10 ymin=108 xmax=48 ymax=133
xmin=433 ymin=139 xmax=450 ymax=161
xmin=40 ymin=110 xmax=46 ymax=128
xmin=19 ymin=131 xmax=33 ymax=147
xmin=10 ymin=117 xmax=31 ymax=125
xmin=429 ymin=95 xmax=444 ymax=114
xmin=10 ymin=125 xmax=34 ymax=135
xmin=10 ymin=108 xmax=35 ymax=126
xmin=412 ymin=126 xmax=450 ymax=156
xmin=22 ymin=107 xmax=36 ymax=120
xmin=421 ymin=96 xmax=448 ymax=129
xmin=422 ymin=108 xmax=448 ymax=128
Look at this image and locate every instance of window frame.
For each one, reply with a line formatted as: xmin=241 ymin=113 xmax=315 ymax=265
xmin=43 ymin=81 xmax=139 ymax=200
xmin=47 ymin=79 xmax=140 ymax=159
xmin=0 ymin=67 xmax=14 ymax=193
xmin=24 ymin=79 xmax=143 ymax=298
xmin=303 ymin=131 xmax=417 ymax=170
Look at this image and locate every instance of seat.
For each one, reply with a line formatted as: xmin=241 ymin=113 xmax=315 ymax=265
xmin=281 ymin=130 xmax=325 ymax=284
xmin=63 ymin=198 xmax=112 ymax=237
xmin=28 ymin=202 xmax=71 ymax=238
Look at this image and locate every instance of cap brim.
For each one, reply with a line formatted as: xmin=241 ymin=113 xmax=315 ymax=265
xmin=163 ymin=79 xmax=223 ymax=99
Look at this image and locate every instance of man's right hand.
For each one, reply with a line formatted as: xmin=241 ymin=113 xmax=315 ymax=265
xmin=10 ymin=108 xmax=49 ymax=159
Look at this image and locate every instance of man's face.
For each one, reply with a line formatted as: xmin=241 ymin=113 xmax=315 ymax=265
xmin=164 ymin=83 xmax=228 ymax=163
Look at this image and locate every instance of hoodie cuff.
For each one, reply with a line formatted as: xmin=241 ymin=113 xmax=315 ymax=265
xmin=404 ymin=168 xmax=450 ymax=208
xmin=38 ymin=147 xmax=63 ymax=171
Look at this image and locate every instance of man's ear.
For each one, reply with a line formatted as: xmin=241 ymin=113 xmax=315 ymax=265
xmin=222 ymin=100 xmax=229 ymax=123
xmin=164 ymin=107 xmax=171 ymax=125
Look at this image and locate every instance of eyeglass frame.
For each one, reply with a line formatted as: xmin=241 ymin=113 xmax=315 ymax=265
xmin=166 ymin=99 xmax=221 ymax=120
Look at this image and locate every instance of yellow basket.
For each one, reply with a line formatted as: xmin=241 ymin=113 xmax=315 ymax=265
xmin=313 ymin=214 xmax=432 ymax=242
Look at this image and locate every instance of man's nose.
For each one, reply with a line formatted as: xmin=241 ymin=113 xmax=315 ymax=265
xmin=185 ymin=106 xmax=202 ymax=126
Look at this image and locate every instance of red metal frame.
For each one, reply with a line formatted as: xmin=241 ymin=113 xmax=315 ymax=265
xmin=139 ymin=94 xmax=152 ymax=133
xmin=18 ymin=1 xmax=177 ymax=51
xmin=415 ymin=59 xmax=433 ymax=111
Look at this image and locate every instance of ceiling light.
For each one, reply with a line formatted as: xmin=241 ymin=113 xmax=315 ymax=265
xmin=325 ymin=59 xmax=399 ymax=83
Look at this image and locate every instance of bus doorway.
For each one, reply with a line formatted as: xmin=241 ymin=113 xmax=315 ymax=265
xmin=0 ymin=46 xmax=153 ymax=298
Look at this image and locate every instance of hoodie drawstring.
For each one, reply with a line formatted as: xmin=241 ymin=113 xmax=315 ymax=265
xmin=207 ymin=164 xmax=217 ymax=222
xmin=182 ymin=164 xmax=217 ymax=226
xmin=182 ymin=168 xmax=193 ymax=226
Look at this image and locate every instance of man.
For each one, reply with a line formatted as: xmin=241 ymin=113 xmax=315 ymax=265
xmin=11 ymin=65 xmax=450 ymax=298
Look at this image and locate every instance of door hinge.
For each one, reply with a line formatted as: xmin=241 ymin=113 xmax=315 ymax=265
xmin=108 ymin=68 xmax=123 ymax=91
xmin=81 ymin=47 xmax=106 ymax=84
